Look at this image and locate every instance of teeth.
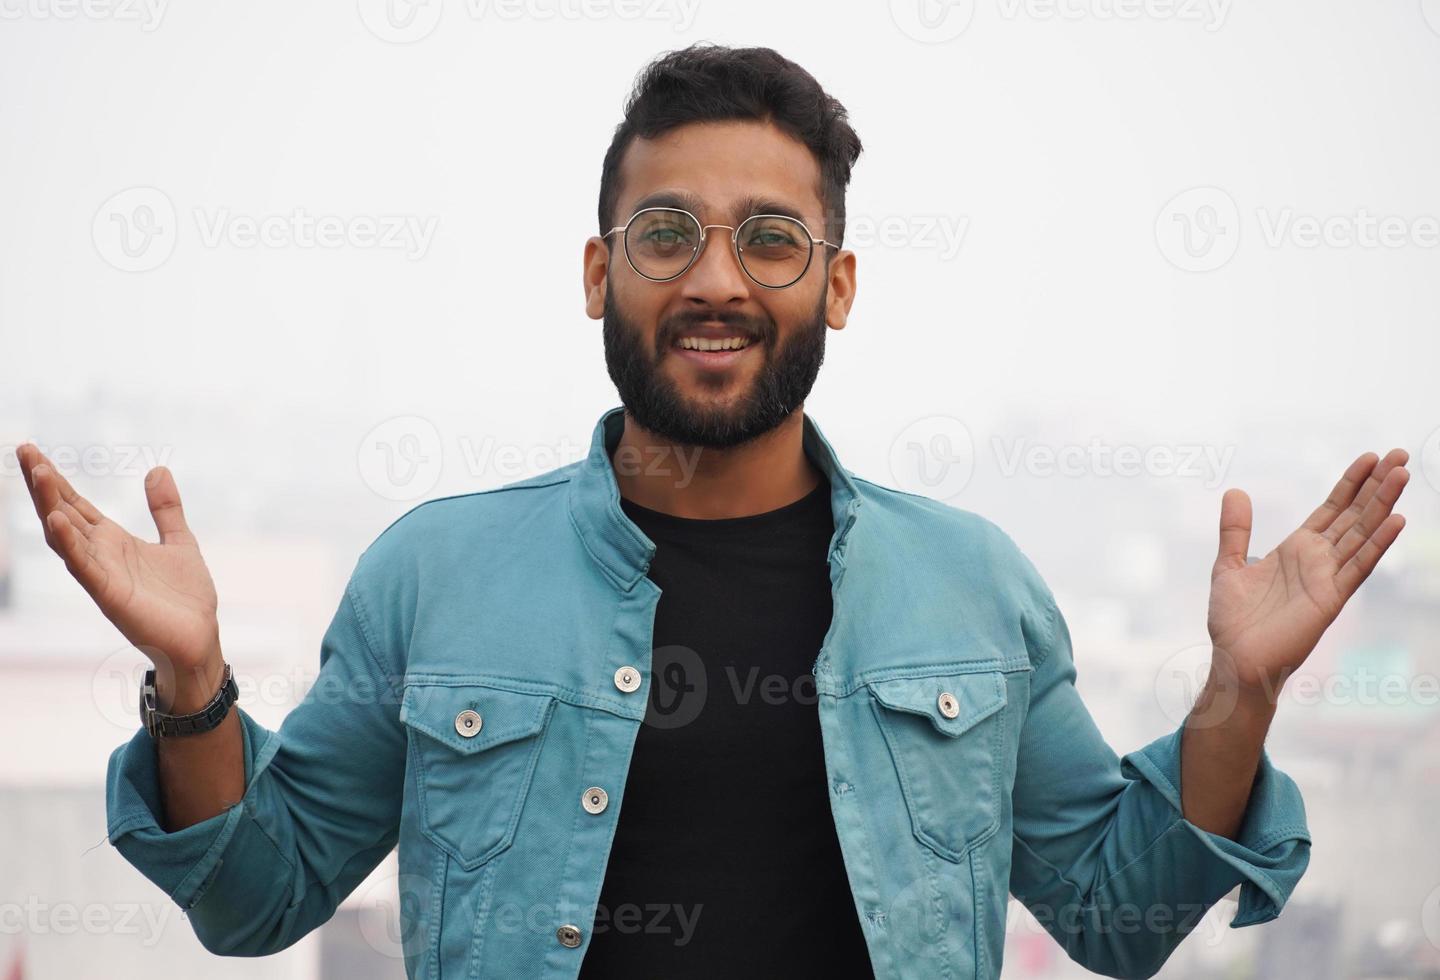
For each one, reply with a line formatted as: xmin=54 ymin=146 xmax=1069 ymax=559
xmin=679 ymin=336 xmax=751 ymax=352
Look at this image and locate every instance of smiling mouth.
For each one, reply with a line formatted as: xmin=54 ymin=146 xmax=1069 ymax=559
xmin=675 ymin=335 xmax=754 ymax=352
xmin=668 ymin=332 xmax=759 ymax=371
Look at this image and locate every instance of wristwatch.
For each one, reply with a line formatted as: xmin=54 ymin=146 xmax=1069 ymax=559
xmin=140 ymin=661 xmax=238 ymax=739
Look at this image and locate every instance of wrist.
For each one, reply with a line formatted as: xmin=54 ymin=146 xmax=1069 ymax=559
xmin=1197 ymin=663 xmax=1279 ymax=730
xmin=154 ymin=654 xmax=227 ymax=715
xmin=1207 ymin=646 xmax=1285 ymax=709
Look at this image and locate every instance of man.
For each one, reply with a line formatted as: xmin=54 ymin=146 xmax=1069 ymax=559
xmin=15 ymin=43 xmax=1409 ymax=980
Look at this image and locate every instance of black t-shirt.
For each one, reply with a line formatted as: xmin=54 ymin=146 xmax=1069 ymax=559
xmin=578 ymin=473 xmax=875 ymax=978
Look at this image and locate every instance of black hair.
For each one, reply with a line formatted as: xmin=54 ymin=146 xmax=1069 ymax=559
xmin=598 ymin=42 xmax=864 ymax=248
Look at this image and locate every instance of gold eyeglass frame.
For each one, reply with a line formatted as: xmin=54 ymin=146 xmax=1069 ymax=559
xmin=602 ymin=206 xmax=840 ymax=290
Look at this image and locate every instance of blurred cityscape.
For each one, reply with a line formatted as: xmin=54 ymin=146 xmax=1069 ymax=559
xmin=1 ymin=384 xmax=1437 ymax=979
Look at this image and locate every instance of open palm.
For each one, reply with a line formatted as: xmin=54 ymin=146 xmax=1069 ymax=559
xmin=1207 ymin=448 xmax=1409 ymax=694
xmin=16 ymin=443 xmax=219 ymax=673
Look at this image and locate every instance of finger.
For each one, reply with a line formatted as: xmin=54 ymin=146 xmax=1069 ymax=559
xmin=29 ymin=464 xmax=98 ymax=548
xmin=17 ymin=444 xmax=54 ymax=527
xmin=45 ymin=508 xmax=107 ymax=597
xmin=1334 ymin=466 xmax=1409 ymax=566
xmin=1335 ymin=512 xmax=1406 ymax=601
xmin=50 ymin=458 xmax=106 ymax=524
xmin=144 ymin=466 xmax=193 ymax=545
xmin=1323 ymin=448 xmax=1409 ymax=545
xmin=16 ymin=443 xmax=37 ymax=494
xmin=1301 ymin=452 xmax=1377 ymax=535
xmin=21 ymin=450 xmax=105 ymax=527
xmin=1215 ymin=487 xmax=1253 ymax=572
xmin=16 ymin=446 xmax=61 ymax=534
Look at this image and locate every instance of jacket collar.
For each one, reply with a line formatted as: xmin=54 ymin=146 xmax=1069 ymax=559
xmin=567 ymin=404 xmax=864 ymax=591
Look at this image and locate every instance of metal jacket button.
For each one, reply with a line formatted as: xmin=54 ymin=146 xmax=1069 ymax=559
xmin=582 ymin=786 xmax=609 ymax=814
xmin=937 ymin=692 xmax=959 ymax=719
xmin=614 ymin=666 xmax=641 ymax=693
xmin=454 ymin=709 xmax=483 ymax=737
xmin=557 ymin=924 xmax=583 ymax=948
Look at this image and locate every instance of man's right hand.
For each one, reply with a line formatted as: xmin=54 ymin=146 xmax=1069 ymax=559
xmin=16 ymin=443 xmax=224 ymax=712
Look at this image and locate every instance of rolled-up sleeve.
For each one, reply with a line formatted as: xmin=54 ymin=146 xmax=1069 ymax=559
xmin=1006 ymin=560 xmax=1312 ymax=979
xmin=104 ymin=565 xmax=407 ymax=956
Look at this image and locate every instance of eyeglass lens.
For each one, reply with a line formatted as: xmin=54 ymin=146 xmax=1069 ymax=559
xmin=624 ymin=209 xmax=813 ymax=287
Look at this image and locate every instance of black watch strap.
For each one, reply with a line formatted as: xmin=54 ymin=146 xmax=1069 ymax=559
xmin=140 ymin=662 xmax=237 ymax=739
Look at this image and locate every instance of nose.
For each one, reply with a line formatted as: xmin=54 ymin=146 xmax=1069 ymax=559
xmin=678 ymin=225 xmax=751 ymax=304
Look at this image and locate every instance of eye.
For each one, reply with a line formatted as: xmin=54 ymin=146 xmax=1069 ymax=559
xmin=644 ymin=228 xmax=689 ymax=246
xmin=739 ymin=218 xmax=808 ymax=260
xmin=748 ymin=229 xmax=795 ymax=246
xmin=631 ymin=214 xmax=698 ymax=253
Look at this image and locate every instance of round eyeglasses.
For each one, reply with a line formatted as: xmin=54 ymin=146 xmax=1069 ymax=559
xmin=602 ymin=206 xmax=839 ymax=289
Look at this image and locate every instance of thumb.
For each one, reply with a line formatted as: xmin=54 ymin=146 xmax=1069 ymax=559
xmin=1215 ymin=487 xmax=1252 ymax=573
xmin=144 ymin=466 xmax=193 ymax=545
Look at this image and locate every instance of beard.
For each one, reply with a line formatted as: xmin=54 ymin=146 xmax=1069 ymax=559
xmin=601 ymin=284 xmax=829 ymax=450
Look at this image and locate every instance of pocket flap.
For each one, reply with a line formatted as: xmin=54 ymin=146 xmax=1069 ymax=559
xmin=400 ymin=682 xmax=553 ymax=754
xmin=868 ymin=669 xmax=1006 ymax=738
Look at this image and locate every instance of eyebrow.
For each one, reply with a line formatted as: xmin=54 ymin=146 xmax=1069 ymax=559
xmin=626 ymin=190 xmax=813 ymax=228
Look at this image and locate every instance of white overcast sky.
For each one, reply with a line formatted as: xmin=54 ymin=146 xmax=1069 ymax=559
xmin=2 ymin=0 xmax=1438 ymax=544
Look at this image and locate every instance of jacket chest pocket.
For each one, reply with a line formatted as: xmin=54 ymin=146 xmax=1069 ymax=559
xmin=400 ymin=681 xmax=556 ymax=871
xmin=868 ymin=667 xmax=1013 ymax=863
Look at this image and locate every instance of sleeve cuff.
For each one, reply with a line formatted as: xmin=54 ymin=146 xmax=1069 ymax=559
xmin=1120 ymin=725 xmax=1312 ymax=928
xmin=104 ymin=705 xmax=284 ymax=910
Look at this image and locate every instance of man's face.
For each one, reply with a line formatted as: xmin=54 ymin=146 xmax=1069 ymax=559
xmin=584 ymin=119 xmax=856 ymax=449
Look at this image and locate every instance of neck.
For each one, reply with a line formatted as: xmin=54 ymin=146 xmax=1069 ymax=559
xmin=611 ymin=409 xmax=822 ymax=519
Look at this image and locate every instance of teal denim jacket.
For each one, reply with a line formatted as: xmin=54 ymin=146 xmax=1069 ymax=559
xmin=105 ymin=404 xmax=1311 ymax=979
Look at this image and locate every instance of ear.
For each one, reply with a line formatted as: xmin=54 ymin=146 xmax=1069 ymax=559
xmin=824 ymin=248 xmax=856 ymax=330
xmin=582 ymin=237 xmax=610 ymax=320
